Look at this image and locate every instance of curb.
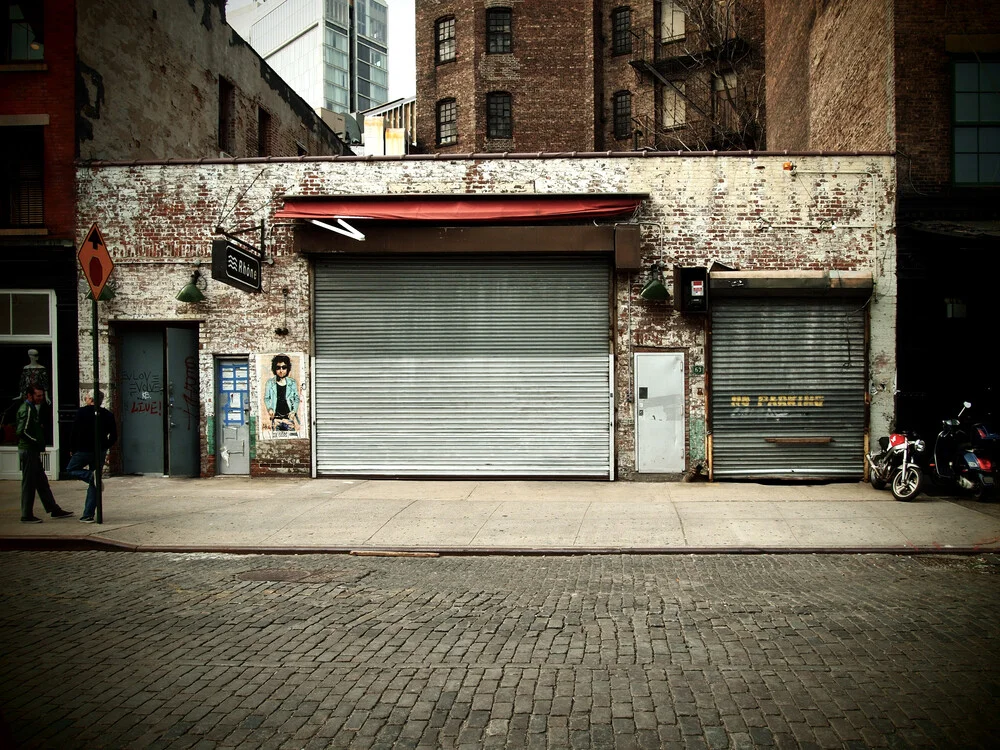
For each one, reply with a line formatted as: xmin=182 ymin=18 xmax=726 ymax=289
xmin=1 ymin=536 xmax=996 ymax=556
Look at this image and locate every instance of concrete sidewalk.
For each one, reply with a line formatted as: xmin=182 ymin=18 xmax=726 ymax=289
xmin=2 ymin=475 xmax=1000 ymax=554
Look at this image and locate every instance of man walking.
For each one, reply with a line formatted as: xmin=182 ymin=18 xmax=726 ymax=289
xmin=16 ymin=385 xmax=73 ymax=523
xmin=66 ymin=391 xmax=117 ymax=523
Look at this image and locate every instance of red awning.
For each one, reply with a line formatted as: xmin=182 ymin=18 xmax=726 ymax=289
xmin=275 ymin=194 xmax=644 ymax=222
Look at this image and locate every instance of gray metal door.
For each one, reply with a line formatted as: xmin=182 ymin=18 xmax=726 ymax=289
xmin=313 ymin=254 xmax=612 ymax=477
xmin=635 ymin=352 xmax=685 ymax=472
xmin=121 ymin=330 xmax=165 ymax=474
xmin=166 ymin=327 xmax=199 ymax=477
xmin=711 ymin=297 xmax=867 ymax=479
xmin=216 ymin=359 xmax=250 ymax=475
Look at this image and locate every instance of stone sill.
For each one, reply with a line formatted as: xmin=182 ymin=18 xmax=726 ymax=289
xmin=0 ymin=228 xmax=49 ymax=236
xmin=0 ymin=62 xmax=48 ymax=73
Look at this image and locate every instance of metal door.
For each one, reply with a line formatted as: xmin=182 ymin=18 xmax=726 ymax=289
xmin=166 ymin=327 xmax=199 ymax=476
xmin=634 ymin=352 xmax=686 ymax=472
xmin=121 ymin=330 xmax=165 ymax=474
xmin=216 ymin=359 xmax=250 ymax=475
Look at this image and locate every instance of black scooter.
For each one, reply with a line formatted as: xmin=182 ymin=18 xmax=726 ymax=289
xmin=894 ymin=402 xmax=997 ymax=501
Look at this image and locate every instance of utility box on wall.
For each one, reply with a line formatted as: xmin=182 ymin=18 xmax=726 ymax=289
xmin=673 ymin=266 xmax=709 ymax=313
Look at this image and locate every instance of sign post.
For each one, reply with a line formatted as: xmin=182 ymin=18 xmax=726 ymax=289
xmin=78 ymin=224 xmax=114 ymax=523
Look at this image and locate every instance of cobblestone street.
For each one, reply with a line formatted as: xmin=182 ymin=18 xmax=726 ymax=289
xmin=1 ymin=552 xmax=998 ymax=749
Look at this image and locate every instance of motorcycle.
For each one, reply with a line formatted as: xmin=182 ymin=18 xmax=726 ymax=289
xmin=868 ymin=431 xmax=924 ymax=499
xmin=921 ymin=401 xmax=997 ymax=501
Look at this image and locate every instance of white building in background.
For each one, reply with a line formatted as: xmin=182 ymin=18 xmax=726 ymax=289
xmin=228 ymin=0 xmax=389 ymax=115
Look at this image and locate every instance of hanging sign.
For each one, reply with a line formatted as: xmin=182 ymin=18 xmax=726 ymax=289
xmin=211 ymin=238 xmax=262 ymax=293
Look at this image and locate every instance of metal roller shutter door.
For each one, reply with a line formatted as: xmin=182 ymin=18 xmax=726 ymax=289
xmin=711 ymin=297 xmax=866 ymax=479
xmin=314 ymin=254 xmax=612 ymax=476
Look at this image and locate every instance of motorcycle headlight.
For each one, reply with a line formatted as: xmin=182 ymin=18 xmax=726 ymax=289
xmin=913 ymin=439 xmax=926 ymax=452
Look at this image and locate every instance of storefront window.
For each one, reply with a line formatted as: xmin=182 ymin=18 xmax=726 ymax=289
xmin=0 ymin=291 xmax=55 ymax=447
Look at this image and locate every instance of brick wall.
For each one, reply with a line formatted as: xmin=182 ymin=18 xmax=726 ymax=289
xmin=765 ymin=0 xmax=894 ymax=153
xmin=77 ymin=153 xmax=895 ymax=478
xmin=894 ymin=0 xmax=1000 ymax=201
xmin=416 ymin=0 xmax=599 ymax=153
xmin=0 ymin=0 xmax=77 ymax=240
xmin=75 ymin=0 xmax=344 ymax=161
xmin=416 ymin=1 xmax=765 ymax=154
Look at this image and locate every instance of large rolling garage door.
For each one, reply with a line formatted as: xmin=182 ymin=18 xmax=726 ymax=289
xmin=314 ymin=254 xmax=612 ymax=477
xmin=711 ymin=297 xmax=866 ymax=479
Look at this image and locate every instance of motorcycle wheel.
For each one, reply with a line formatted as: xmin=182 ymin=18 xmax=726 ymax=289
xmin=870 ymin=473 xmax=887 ymax=491
xmin=970 ymin=479 xmax=995 ymax=502
xmin=891 ymin=465 xmax=922 ymax=501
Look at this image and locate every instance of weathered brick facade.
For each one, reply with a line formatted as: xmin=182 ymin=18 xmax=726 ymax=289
xmin=416 ymin=0 xmax=599 ymax=153
xmin=0 ymin=0 xmax=348 ymax=480
xmin=77 ymin=153 xmax=895 ymax=479
xmin=76 ymin=0 xmax=346 ymax=161
xmin=0 ymin=0 xmax=77 ymax=240
xmin=415 ymin=1 xmax=765 ymax=153
xmin=765 ymin=0 xmax=1000 ymax=432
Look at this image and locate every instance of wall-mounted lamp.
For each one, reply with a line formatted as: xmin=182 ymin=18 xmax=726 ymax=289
xmin=88 ymin=282 xmax=116 ymax=302
xmin=176 ymin=270 xmax=206 ymax=303
xmin=639 ymin=265 xmax=670 ymax=302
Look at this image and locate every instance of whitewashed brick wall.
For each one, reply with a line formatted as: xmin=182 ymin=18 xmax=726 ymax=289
xmin=77 ymin=154 xmax=896 ymax=477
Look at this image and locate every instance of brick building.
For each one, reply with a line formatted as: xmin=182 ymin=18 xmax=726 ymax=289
xmin=415 ymin=0 xmax=764 ymax=153
xmin=77 ymin=152 xmax=895 ymax=481
xmin=766 ymin=0 xmax=1000 ymax=435
xmin=0 ymin=0 xmax=346 ymax=480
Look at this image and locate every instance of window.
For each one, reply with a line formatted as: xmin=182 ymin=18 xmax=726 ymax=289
xmin=613 ymin=90 xmax=632 ymax=140
xmin=713 ymin=72 xmax=738 ymax=132
xmin=218 ymin=77 xmax=236 ymax=155
xmin=612 ymin=7 xmax=631 ymax=56
xmin=486 ymin=92 xmax=512 ymax=139
xmin=437 ymin=99 xmax=457 ymax=146
xmin=257 ymin=108 xmax=272 ymax=157
xmin=662 ymin=83 xmax=686 ymax=129
xmin=954 ymin=60 xmax=1000 ymax=185
xmin=3 ymin=1 xmax=43 ymax=62
xmin=436 ymin=16 xmax=456 ymax=63
xmin=0 ymin=291 xmax=56 ymax=448
xmin=0 ymin=126 xmax=43 ymax=228
xmin=661 ymin=1 xmax=685 ymax=42
xmin=486 ymin=8 xmax=512 ymax=54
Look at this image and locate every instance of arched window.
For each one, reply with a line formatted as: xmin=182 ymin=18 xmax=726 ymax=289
xmin=613 ymin=90 xmax=632 ymax=140
xmin=436 ymin=16 xmax=456 ymax=63
xmin=486 ymin=92 xmax=513 ymax=139
xmin=486 ymin=7 xmax=512 ymax=54
xmin=437 ymin=98 xmax=458 ymax=146
xmin=612 ymin=7 xmax=632 ymax=55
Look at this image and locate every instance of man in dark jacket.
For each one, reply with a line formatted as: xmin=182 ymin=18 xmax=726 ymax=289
xmin=66 ymin=391 xmax=118 ymax=522
xmin=17 ymin=385 xmax=73 ymax=522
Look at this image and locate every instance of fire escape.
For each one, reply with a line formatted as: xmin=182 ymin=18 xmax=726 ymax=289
xmin=627 ymin=20 xmax=756 ymax=151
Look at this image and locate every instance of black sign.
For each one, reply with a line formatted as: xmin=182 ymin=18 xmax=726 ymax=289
xmin=212 ymin=238 xmax=261 ymax=293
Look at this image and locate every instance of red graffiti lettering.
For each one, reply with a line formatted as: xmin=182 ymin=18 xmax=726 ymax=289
xmin=130 ymin=400 xmax=162 ymax=415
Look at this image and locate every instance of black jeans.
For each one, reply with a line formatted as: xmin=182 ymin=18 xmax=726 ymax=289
xmin=19 ymin=449 xmax=58 ymax=520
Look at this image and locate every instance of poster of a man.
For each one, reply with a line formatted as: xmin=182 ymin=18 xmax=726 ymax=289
xmin=258 ymin=353 xmax=307 ymax=440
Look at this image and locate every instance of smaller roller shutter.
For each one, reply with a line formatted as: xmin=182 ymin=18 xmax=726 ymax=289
xmin=711 ymin=297 xmax=867 ymax=479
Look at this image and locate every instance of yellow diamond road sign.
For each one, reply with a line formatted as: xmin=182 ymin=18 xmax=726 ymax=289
xmin=78 ymin=223 xmax=114 ymax=301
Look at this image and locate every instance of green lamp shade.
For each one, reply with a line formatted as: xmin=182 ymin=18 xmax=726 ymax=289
xmin=639 ymin=276 xmax=670 ymax=301
xmin=176 ymin=271 xmax=205 ymax=303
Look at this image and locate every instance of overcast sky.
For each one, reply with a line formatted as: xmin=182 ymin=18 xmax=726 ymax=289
xmin=388 ymin=0 xmax=416 ymax=99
